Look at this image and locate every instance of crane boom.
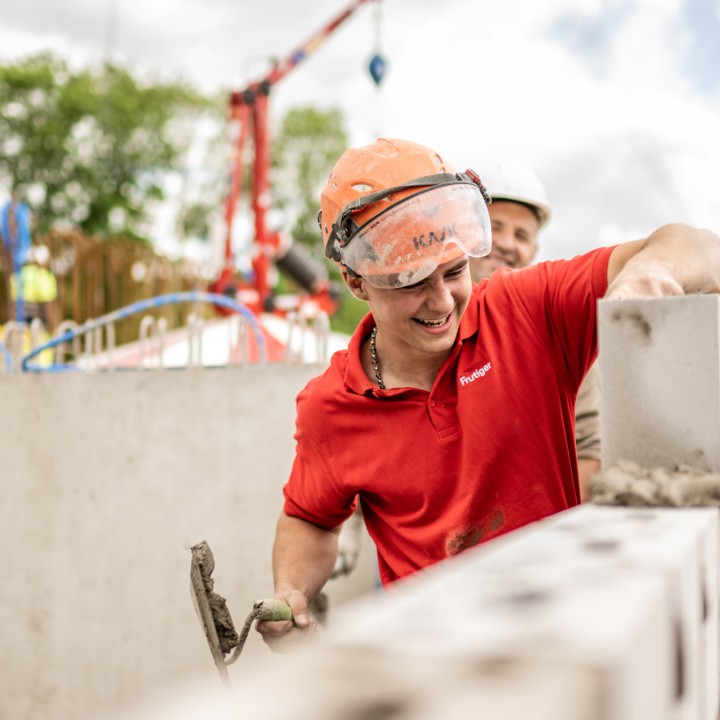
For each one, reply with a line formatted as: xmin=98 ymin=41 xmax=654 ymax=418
xmin=265 ymin=0 xmax=372 ymax=88
xmin=214 ymin=0 xmax=378 ymax=317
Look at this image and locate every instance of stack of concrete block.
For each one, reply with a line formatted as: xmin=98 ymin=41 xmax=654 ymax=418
xmin=465 ymin=505 xmax=718 ymax=720
xmin=110 ymin=504 xmax=718 ymax=720
xmin=325 ymin=505 xmax=717 ymax=720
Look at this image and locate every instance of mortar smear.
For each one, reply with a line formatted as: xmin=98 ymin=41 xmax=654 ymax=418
xmin=591 ymin=459 xmax=720 ymax=507
xmin=191 ymin=540 xmax=240 ymax=654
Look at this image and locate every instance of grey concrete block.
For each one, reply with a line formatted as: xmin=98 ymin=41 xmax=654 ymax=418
xmin=598 ymin=295 xmax=720 ymax=472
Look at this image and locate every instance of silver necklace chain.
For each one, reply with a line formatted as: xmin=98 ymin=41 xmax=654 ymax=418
xmin=370 ymin=326 xmax=385 ymax=390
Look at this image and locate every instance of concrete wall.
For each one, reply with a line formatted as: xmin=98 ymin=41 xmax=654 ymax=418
xmin=0 ymin=367 xmax=378 ymax=720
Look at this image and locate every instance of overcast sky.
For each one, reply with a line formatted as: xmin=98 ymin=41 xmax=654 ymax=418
xmin=1 ymin=0 xmax=719 ymax=262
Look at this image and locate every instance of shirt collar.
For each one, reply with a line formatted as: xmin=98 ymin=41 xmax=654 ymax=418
xmin=458 ymin=282 xmax=483 ymax=342
xmin=343 ymin=313 xmax=378 ymax=395
xmin=343 ymin=303 xmax=475 ymax=396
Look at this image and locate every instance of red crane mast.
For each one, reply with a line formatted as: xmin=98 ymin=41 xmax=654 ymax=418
xmin=213 ymin=0 xmax=382 ymax=317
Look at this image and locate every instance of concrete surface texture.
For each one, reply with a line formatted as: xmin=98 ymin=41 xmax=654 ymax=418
xmin=0 ymin=367 xmax=378 ymax=720
xmin=598 ymin=295 xmax=720 ymax=472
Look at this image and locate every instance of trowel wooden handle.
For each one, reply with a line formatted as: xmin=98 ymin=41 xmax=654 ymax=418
xmin=253 ymin=598 xmax=294 ymax=622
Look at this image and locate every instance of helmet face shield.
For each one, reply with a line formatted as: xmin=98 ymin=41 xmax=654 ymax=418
xmin=335 ymin=183 xmax=492 ymax=289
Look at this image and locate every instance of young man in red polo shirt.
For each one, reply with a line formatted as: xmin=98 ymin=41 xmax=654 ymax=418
xmin=257 ymin=137 xmax=720 ymax=651
xmin=468 ymin=162 xmax=601 ymax=500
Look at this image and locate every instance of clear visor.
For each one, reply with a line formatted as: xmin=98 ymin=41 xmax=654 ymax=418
xmin=338 ymin=183 xmax=491 ymax=289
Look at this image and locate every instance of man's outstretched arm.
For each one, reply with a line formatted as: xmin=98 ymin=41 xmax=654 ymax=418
xmin=607 ymin=224 xmax=720 ymax=299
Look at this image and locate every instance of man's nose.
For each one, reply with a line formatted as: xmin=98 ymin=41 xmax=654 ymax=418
xmin=426 ymin=277 xmax=454 ymax=310
xmin=493 ymin=229 xmax=514 ymax=251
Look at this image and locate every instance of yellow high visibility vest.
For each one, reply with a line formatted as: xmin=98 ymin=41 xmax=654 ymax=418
xmin=10 ymin=264 xmax=58 ymax=303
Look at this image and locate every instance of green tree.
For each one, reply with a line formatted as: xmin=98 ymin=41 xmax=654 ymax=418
xmin=272 ymin=106 xmax=347 ymax=252
xmin=0 ymin=52 xmax=214 ymax=241
xmin=271 ymin=106 xmax=365 ymax=332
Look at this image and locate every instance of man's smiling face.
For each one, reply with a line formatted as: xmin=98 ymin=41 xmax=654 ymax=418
xmin=346 ymin=255 xmax=472 ymax=360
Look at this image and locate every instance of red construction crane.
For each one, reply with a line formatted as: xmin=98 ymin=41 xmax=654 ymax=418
xmin=211 ymin=0 xmax=386 ymax=318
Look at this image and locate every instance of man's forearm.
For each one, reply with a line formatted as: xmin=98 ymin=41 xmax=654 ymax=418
xmin=607 ymin=224 xmax=720 ymax=299
xmin=578 ymin=457 xmax=601 ymax=503
xmin=272 ymin=512 xmax=341 ymax=603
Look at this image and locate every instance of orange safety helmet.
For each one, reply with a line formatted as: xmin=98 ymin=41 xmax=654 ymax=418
xmin=319 ymin=138 xmax=492 ymax=288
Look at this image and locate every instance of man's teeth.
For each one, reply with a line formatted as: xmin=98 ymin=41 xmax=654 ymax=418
xmin=417 ymin=317 xmax=447 ymax=327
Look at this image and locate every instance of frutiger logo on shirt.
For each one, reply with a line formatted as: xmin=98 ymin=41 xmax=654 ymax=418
xmin=459 ymin=362 xmax=492 ymax=386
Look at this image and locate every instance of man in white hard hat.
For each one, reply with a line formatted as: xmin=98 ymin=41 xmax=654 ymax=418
xmin=11 ymin=243 xmax=59 ymax=331
xmin=468 ymin=163 xmax=600 ymax=500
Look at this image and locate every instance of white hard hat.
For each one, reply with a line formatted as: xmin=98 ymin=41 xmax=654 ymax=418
xmin=480 ymin=162 xmax=552 ymax=228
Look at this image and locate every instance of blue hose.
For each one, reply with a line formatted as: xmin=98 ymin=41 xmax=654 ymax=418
xmin=0 ymin=341 xmax=12 ymax=373
xmin=21 ymin=292 xmax=267 ymax=372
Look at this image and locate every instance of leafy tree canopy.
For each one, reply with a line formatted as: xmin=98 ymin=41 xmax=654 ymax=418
xmin=0 ymin=52 xmax=215 ymax=241
xmin=270 ymin=106 xmax=367 ymax=332
xmin=272 ymin=105 xmax=347 ymax=253
xmin=0 ymin=52 xmax=365 ymax=332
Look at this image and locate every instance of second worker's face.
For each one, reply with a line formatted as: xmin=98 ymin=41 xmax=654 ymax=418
xmin=468 ymin=200 xmax=540 ymax=282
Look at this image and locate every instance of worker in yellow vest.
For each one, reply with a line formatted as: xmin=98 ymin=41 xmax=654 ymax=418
xmin=10 ymin=244 xmax=59 ymax=332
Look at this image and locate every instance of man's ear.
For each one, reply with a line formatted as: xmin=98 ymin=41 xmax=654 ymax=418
xmin=342 ymin=268 xmax=370 ymax=301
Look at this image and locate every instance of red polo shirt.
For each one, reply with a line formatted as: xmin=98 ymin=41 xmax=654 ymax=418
xmin=283 ymin=246 xmax=614 ymax=585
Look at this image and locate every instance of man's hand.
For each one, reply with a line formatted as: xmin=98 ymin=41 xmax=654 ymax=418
xmin=606 ymin=226 xmax=720 ymax=301
xmin=259 ymin=512 xmax=342 ymax=652
xmin=255 ymin=589 xmax=320 ymax=653
xmin=605 ymin=266 xmax=684 ymax=301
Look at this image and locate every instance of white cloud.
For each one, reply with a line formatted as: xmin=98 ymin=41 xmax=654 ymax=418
xmin=0 ymin=0 xmax=718 ymax=262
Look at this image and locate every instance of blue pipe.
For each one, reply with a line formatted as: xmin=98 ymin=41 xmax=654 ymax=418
xmin=21 ymin=292 xmax=267 ymax=372
xmin=1 ymin=199 xmax=31 ymax=324
xmin=0 ymin=341 xmax=12 ymax=373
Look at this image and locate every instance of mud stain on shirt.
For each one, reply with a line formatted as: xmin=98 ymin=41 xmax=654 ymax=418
xmin=444 ymin=506 xmax=505 ymax=556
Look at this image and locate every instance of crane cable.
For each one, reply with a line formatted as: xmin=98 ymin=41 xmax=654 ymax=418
xmin=368 ymin=0 xmax=387 ymax=87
